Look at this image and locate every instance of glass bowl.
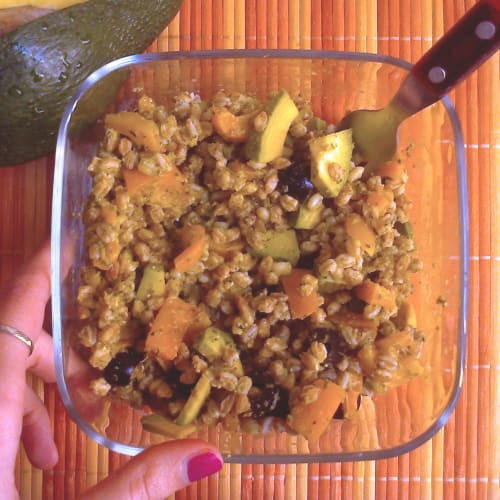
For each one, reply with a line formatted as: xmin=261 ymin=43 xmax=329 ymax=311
xmin=51 ymin=50 xmax=468 ymax=462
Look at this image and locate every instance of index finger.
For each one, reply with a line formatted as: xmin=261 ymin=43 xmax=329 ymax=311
xmin=0 ymin=240 xmax=52 ymax=477
xmin=0 ymin=239 xmax=51 ymax=345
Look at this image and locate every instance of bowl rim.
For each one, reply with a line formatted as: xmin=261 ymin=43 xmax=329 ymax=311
xmin=51 ymin=49 xmax=468 ymax=463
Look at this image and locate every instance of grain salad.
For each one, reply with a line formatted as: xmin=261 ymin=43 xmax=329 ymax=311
xmin=76 ymin=88 xmax=425 ymax=443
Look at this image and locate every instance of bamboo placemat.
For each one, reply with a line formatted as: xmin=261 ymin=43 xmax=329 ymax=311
xmin=1 ymin=1 xmax=498 ymax=498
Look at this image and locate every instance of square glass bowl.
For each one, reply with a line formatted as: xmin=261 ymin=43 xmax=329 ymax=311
xmin=51 ymin=50 xmax=468 ymax=462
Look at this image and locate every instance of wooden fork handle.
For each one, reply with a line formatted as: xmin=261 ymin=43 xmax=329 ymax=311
xmin=411 ymin=0 xmax=500 ymax=101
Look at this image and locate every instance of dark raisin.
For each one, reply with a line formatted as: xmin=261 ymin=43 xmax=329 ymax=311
xmin=103 ymin=348 xmax=144 ymax=386
xmin=308 ymin=328 xmax=332 ymax=345
xmin=368 ymin=270 xmax=381 ymax=281
xmin=333 ymin=404 xmax=345 ymax=420
xmin=278 ymin=161 xmax=314 ymax=202
xmin=288 ymin=319 xmax=310 ymax=337
xmin=308 ymin=328 xmax=350 ymax=368
xmin=162 ymin=367 xmax=194 ymax=397
xmin=297 ymin=251 xmax=319 ymax=269
xmin=252 ymin=284 xmax=281 ymax=296
xmin=248 ymin=385 xmax=289 ymax=418
xmin=324 ymin=333 xmax=350 ymax=367
xmin=249 ymin=372 xmax=274 ymax=389
xmin=346 ymin=296 xmax=366 ymax=313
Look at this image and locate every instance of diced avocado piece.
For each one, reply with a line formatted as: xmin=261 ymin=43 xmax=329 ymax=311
xmin=251 ymin=229 xmax=300 ymax=266
xmin=318 ymin=275 xmax=344 ymax=294
xmin=141 ymin=413 xmax=197 ymax=438
xmin=395 ymin=221 xmax=414 ymax=239
xmin=193 ymin=326 xmax=244 ymax=376
xmin=309 ymin=129 xmax=353 ymax=198
xmin=293 ymin=201 xmax=324 ymax=229
xmin=136 ymin=264 xmax=165 ymax=301
xmin=307 ymin=116 xmax=327 ymax=132
xmin=175 ymin=373 xmax=211 ymax=426
xmin=245 ymin=89 xmax=299 ymax=163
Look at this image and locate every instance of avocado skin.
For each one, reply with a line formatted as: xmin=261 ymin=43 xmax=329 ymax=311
xmin=0 ymin=0 xmax=183 ymax=166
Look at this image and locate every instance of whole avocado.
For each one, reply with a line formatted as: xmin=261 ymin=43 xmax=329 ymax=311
xmin=0 ymin=0 xmax=183 ymax=166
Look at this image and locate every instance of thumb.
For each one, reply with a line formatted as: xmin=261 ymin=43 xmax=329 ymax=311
xmin=80 ymin=440 xmax=223 ymax=500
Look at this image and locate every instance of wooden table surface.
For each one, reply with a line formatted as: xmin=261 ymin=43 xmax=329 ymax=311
xmin=1 ymin=1 xmax=498 ymax=498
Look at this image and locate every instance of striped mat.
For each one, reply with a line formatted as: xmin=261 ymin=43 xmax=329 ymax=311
xmin=0 ymin=1 xmax=498 ymax=498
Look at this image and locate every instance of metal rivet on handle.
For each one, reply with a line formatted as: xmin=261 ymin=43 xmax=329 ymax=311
xmin=475 ymin=21 xmax=496 ymax=40
xmin=428 ymin=66 xmax=446 ymax=84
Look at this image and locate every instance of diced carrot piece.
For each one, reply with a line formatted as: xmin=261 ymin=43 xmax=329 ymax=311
xmin=122 ymin=165 xmax=185 ymax=196
xmin=122 ymin=166 xmax=192 ymax=216
xmin=343 ymin=390 xmax=361 ymax=419
xmin=289 ymin=379 xmax=345 ymax=443
xmin=280 ymin=268 xmax=322 ymax=320
xmin=212 ymin=107 xmax=255 ymax=143
xmin=105 ymin=111 xmax=162 ymax=152
xmin=122 ymin=168 xmax=155 ymax=196
xmin=345 ymin=213 xmax=376 ymax=256
xmin=375 ymin=331 xmax=413 ymax=353
xmin=350 ymin=372 xmax=363 ymax=393
xmin=100 ymin=204 xmax=120 ymax=225
xmin=377 ymin=161 xmax=406 ymax=181
xmin=176 ymin=224 xmax=204 ymax=248
xmin=366 ymin=190 xmax=394 ymax=217
xmin=174 ymin=225 xmax=207 ymax=273
xmin=355 ymin=280 xmax=396 ymax=312
xmin=357 ymin=343 xmax=378 ymax=375
xmin=146 ymin=297 xmax=203 ymax=361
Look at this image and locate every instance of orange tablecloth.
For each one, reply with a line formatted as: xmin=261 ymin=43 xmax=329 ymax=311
xmin=1 ymin=1 xmax=498 ymax=498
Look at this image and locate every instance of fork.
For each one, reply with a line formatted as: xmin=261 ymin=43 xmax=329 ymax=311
xmin=336 ymin=0 xmax=500 ymax=175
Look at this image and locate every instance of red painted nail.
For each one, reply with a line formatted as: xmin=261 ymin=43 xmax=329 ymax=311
xmin=187 ymin=452 xmax=223 ymax=482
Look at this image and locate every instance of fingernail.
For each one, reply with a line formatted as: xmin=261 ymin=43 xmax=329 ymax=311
xmin=187 ymin=452 xmax=223 ymax=482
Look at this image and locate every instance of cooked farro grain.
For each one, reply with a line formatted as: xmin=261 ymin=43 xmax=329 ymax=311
xmin=77 ymin=88 xmax=424 ymax=443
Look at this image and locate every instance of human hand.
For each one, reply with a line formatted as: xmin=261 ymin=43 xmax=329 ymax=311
xmin=0 ymin=240 xmax=223 ymax=500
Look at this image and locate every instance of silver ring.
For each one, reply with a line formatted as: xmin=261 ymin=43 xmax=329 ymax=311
xmin=0 ymin=324 xmax=34 ymax=356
